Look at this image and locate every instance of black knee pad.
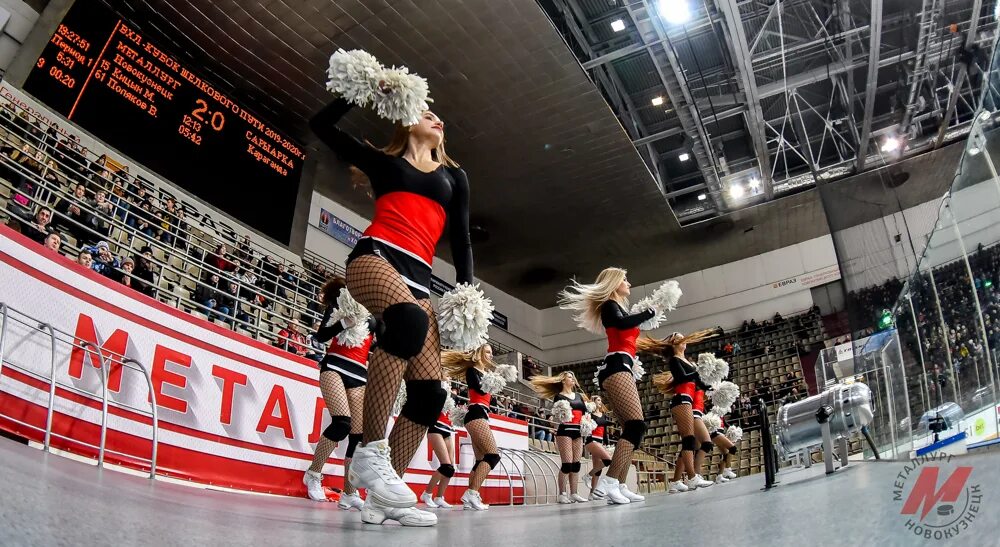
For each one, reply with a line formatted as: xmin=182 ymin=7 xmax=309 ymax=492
xmin=561 ymin=462 xmax=573 ymax=473
xmin=621 ymin=420 xmax=647 ymax=446
xmin=484 ymin=453 xmax=501 ymax=470
xmin=700 ymin=441 xmax=714 ymax=454
xmin=438 ymin=463 xmax=456 ymax=478
xmin=681 ymin=435 xmax=697 ymax=451
xmin=728 ymin=446 xmax=738 ymax=455
xmin=379 ymin=303 xmax=429 ymax=359
xmin=602 ymin=458 xmax=612 ymax=467
xmin=345 ymin=433 xmax=362 ymax=458
xmin=322 ymin=415 xmax=351 ymax=442
xmin=570 ymin=461 xmax=581 ymax=473
xmin=400 ymin=379 xmax=447 ymax=427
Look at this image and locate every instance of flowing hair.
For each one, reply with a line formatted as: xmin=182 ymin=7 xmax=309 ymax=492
xmin=592 ymin=396 xmax=609 ymax=415
xmin=442 ymin=344 xmax=494 ymax=381
xmin=529 ymin=371 xmax=590 ymax=401
xmin=351 ymin=119 xmax=460 ymax=192
xmin=557 ymin=267 xmax=628 ymax=334
xmin=643 ymin=328 xmax=718 ymax=395
xmin=320 ymin=276 xmax=347 ymax=308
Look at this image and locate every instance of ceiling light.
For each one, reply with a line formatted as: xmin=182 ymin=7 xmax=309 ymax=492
xmin=610 ymin=19 xmax=626 ymax=32
xmin=729 ymin=184 xmax=745 ymax=199
xmin=748 ymin=177 xmax=761 ymax=189
xmin=697 ymin=193 xmax=707 ymax=201
xmin=979 ymin=110 xmax=991 ymax=121
xmin=880 ymin=137 xmax=901 ymax=153
xmin=678 ymin=152 xmax=690 ymax=162
xmin=651 ymin=96 xmax=665 ymax=106
xmin=660 ymin=0 xmax=692 ymax=24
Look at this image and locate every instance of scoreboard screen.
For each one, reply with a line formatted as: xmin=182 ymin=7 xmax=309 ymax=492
xmin=22 ymin=0 xmax=305 ymax=243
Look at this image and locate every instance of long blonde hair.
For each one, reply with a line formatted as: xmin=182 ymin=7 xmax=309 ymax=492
xmin=351 ymin=120 xmax=459 ymax=191
xmin=529 ymin=371 xmax=589 ymax=401
xmin=442 ymin=345 xmax=493 ymax=381
xmin=557 ymin=267 xmax=628 ymax=334
xmin=636 ymin=328 xmax=718 ymax=355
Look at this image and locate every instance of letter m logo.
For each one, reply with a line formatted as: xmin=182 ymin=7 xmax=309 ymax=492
xmin=901 ymin=466 xmax=973 ymax=520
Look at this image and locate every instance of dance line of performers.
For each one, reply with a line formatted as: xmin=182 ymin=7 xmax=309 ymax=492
xmin=300 ymin=50 xmax=743 ymax=527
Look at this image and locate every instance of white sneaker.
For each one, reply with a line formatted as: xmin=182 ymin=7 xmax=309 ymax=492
xmin=433 ymin=496 xmax=453 ymax=508
xmin=591 ymin=477 xmax=608 ymax=498
xmin=420 ymin=492 xmax=438 ymax=508
xmin=715 ymin=474 xmax=730 ymax=484
xmin=461 ymin=490 xmax=489 ymax=511
xmin=601 ymin=477 xmax=631 ymax=505
xmin=348 ymin=440 xmax=417 ymax=508
xmin=303 ymin=470 xmax=327 ymax=502
xmin=558 ymin=492 xmax=573 ymax=504
xmin=361 ymin=499 xmax=437 ymax=527
xmin=589 ymin=491 xmax=605 ymax=501
xmin=686 ymin=474 xmax=713 ymax=489
xmin=338 ymin=491 xmax=364 ymax=510
xmin=668 ymin=480 xmax=689 ymax=493
xmin=619 ymin=483 xmax=644 ymax=502
xmin=722 ymin=467 xmax=737 ymax=479
xmin=571 ymin=493 xmax=588 ymax=503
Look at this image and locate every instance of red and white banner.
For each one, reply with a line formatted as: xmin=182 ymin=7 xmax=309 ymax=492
xmin=0 ymin=227 xmax=526 ymax=503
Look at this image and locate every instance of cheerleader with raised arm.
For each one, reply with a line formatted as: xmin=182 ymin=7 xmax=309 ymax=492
xmin=557 ymin=268 xmax=681 ymax=505
xmin=530 ymin=372 xmax=590 ymax=503
xmin=303 ymin=278 xmax=375 ymax=510
xmin=442 ymin=345 xmax=517 ymax=511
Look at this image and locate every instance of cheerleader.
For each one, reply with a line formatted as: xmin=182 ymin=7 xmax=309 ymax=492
xmin=642 ymin=330 xmax=718 ymax=492
xmin=303 ymin=278 xmax=374 ymax=510
xmin=442 ymin=344 xmax=515 ymax=511
xmin=705 ymin=410 xmax=739 ymax=483
xmin=312 ymin=51 xmax=481 ymax=527
xmin=557 ymin=269 xmax=680 ymax=505
xmin=529 ymin=372 xmax=590 ymax=503
xmin=421 ymin=384 xmax=456 ymax=508
xmin=583 ymin=396 xmax=613 ymax=500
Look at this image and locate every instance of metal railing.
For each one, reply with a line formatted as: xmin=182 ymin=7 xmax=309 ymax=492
xmin=0 ymin=303 xmax=159 ymax=478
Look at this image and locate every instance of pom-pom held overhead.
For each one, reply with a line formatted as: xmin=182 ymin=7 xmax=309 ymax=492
xmin=695 ymin=353 xmax=729 ymax=387
xmin=449 ymin=404 xmax=469 ymax=425
xmin=325 ymin=49 xmax=432 ymax=126
xmin=581 ymin=415 xmax=597 ymax=438
xmin=710 ymin=381 xmax=740 ymax=412
xmin=480 ymin=371 xmax=507 ymax=395
xmin=496 ymin=364 xmax=518 ymax=383
xmin=629 ymin=280 xmax=683 ymax=330
xmin=328 ymin=288 xmax=373 ymax=348
xmin=701 ymin=412 xmax=723 ymax=432
xmin=631 ymin=358 xmax=646 ymax=382
xmin=437 ymin=283 xmax=495 ymax=351
xmin=725 ymin=425 xmax=744 ymax=443
xmin=551 ymin=400 xmax=574 ymax=424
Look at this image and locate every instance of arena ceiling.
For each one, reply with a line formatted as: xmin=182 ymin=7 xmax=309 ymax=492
xmin=114 ymin=0 xmax=994 ymax=307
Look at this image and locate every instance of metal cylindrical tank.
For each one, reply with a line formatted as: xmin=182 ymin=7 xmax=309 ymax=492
xmin=776 ymin=382 xmax=874 ymax=454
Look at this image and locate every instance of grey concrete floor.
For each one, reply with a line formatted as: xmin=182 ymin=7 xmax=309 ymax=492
xmin=0 ymin=438 xmax=995 ymax=547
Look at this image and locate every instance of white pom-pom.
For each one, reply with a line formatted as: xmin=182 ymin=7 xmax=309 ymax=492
xmin=373 ymin=66 xmax=432 ymax=127
xmin=551 ymin=400 xmax=573 ymax=423
xmin=585 ymin=401 xmax=597 ymax=413
xmin=629 ymin=280 xmax=683 ymax=330
xmin=449 ymin=404 xmax=469 ymax=425
xmin=631 ymin=358 xmax=646 ymax=382
xmin=701 ymin=411 xmax=723 ymax=432
xmin=711 ymin=381 xmax=740 ymax=411
xmin=725 ymin=425 xmax=743 ymax=443
xmin=496 ymin=364 xmax=518 ymax=383
xmin=437 ymin=283 xmax=494 ymax=351
xmin=695 ymin=353 xmax=728 ymax=387
xmin=442 ymin=389 xmax=456 ymax=415
xmin=580 ymin=415 xmax=597 ymax=438
xmin=480 ymin=371 xmax=507 ymax=395
xmin=325 ymin=49 xmax=382 ymax=108
xmin=391 ymin=382 xmax=407 ymax=416
xmin=329 ymin=288 xmax=373 ymax=348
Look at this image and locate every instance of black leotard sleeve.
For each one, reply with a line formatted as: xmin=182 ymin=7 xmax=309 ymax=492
xmin=466 ymin=367 xmax=485 ymax=395
xmin=668 ymin=356 xmax=700 ymax=384
xmin=447 ymin=167 xmax=473 ymax=285
xmin=313 ymin=305 xmax=346 ymax=343
xmin=600 ymin=301 xmax=655 ymax=329
xmin=308 ymin=99 xmax=388 ymax=176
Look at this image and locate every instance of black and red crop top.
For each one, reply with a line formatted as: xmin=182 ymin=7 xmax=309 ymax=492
xmin=554 ymin=392 xmax=588 ymax=424
xmin=310 ymin=99 xmax=473 ymax=283
xmin=466 ymin=367 xmax=491 ymax=407
xmin=601 ymin=301 xmax=654 ymax=356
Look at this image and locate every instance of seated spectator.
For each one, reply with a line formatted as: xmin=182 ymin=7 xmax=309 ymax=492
xmin=732 ymin=341 xmax=741 ymax=355
xmin=8 ymin=177 xmax=39 ymax=221
xmin=209 ymin=243 xmax=237 ymax=273
xmin=20 ymin=207 xmax=53 ymax=243
xmin=275 ymin=320 xmax=307 ymax=356
xmin=723 ymin=342 xmax=733 ymax=355
xmin=76 ymin=250 xmax=93 ymax=270
xmin=134 ymin=201 xmax=157 ymax=238
xmin=304 ymin=321 xmax=325 ymax=361
xmin=88 ymin=241 xmax=119 ymax=277
xmin=222 ymin=280 xmax=253 ymax=325
xmin=55 ymin=183 xmax=93 ymax=242
xmin=43 ymin=232 xmax=62 ymax=252
xmin=132 ymin=247 xmax=159 ymax=298
xmin=194 ymin=273 xmax=226 ymax=322
xmin=301 ymin=287 xmax=322 ymax=323
xmin=117 ymin=257 xmax=137 ymax=290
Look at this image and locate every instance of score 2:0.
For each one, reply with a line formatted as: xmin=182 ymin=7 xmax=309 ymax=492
xmin=192 ymin=98 xmax=225 ymax=132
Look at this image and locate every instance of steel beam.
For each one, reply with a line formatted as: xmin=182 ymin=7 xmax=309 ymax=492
xmin=855 ymin=0 xmax=883 ymax=172
xmin=935 ymin=0 xmax=984 ymax=148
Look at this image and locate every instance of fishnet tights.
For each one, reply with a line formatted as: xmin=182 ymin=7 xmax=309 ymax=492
xmin=346 ymin=255 xmax=443 ymax=476
xmin=693 ymin=417 xmax=712 ymax=477
xmin=466 ymin=418 xmax=498 ymax=491
xmin=671 ymin=405 xmax=695 ymax=481
xmin=308 ymin=372 xmax=366 ymax=494
xmin=556 ymin=435 xmax=584 ymax=494
xmin=602 ymin=372 xmax=644 ymax=482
